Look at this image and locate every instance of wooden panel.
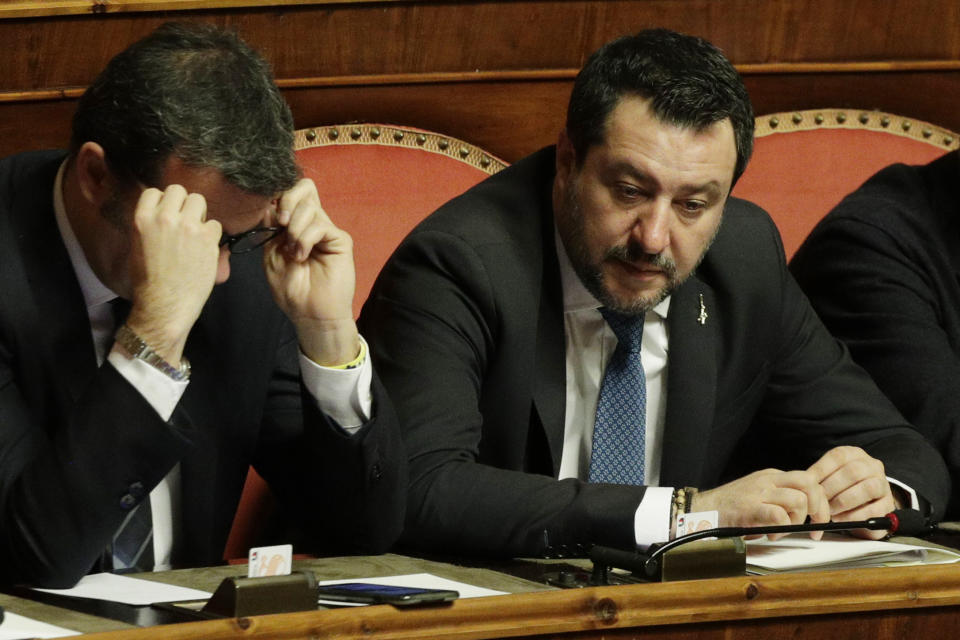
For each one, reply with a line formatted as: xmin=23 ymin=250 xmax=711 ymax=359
xmin=1 ymin=0 xmax=959 ymax=179
xmin=503 ymin=607 xmax=960 ymax=640
xmin=0 ymin=0 xmax=402 ymax=19
xmin=3 ymin=0 xmax=960 ymax=92
xmin=3 ymin=69 xmax=959 ymax=164
xmin=2 ymin=0 xmax=960 ymax=155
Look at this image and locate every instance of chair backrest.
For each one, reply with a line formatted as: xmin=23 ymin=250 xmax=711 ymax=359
xmin=732 ymin=109 xmax=959 ymax=259
xmin=294 ymin=123 xmax=507 ymax=317
xmin=222 ymin=124 xmax=506 ymax=562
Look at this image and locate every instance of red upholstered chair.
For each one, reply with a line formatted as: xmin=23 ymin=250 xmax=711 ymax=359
xmin=732 ymin=109 xmax=960 ymax=259
xmin=222 ymin=124 xmax=507 ymax=561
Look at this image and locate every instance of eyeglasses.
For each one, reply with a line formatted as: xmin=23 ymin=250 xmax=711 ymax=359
xmin=219 ymin=226 xmax=283 ymax=254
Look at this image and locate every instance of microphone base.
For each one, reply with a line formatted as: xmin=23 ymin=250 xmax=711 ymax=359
xmin=589 ymin=538 xmax=746 ymax=584
xmin=658 ymin=538 xmax=746 ymax=582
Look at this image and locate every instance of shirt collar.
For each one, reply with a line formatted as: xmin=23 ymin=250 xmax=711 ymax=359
xmin=53 ymin=159 xmax=118 ymax=309
xmin=554 ymin=226 xmax=671 ymax=319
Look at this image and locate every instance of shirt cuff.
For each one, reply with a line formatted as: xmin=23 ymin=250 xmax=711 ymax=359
xmin=634 ymin=486 xmax=674 ymax=550
xmin=887 ymin=476 xmax=919 ymax=510
xmin=107 ymin=345 xmax=188 ymax=422
xmin=299 ymin=335 xmax=373 ymax=434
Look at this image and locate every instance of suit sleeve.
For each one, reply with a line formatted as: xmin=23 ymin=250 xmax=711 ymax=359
xmin=791 ymin=212 xmax=960 ymax=515
xmin=717 ymin=210 xmax=950 ymax=519
xmin=0 ymin=358 xmax=192 ymax=588
xmin=245 ymin=324 xmax=406 ymax=556
xmin=360 ymin=229 xmax=645 ymax=557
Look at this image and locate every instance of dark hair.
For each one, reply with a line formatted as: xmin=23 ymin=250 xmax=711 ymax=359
xmin=70 ymin=22 xmax=298 ymax=196
xmin=566 ymin=29 xmax=754 ymax=184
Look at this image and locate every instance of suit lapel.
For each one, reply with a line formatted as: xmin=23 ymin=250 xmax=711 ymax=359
xmin=12 ymin=155 xmax=98 ymax=406
xmin=531 ymin=166 xmax=567 ymax=474
xmin=659 ymin=275 xmax=718 ymax=487
xmin=533 ymin=226 xmax=566 ymax=473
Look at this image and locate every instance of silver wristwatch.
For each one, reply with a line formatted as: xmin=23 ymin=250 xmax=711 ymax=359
xmin=114 ymin=324 xmax=191 ymax=381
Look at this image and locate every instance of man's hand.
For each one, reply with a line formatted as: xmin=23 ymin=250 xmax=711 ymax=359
xmin=691 ymin=468 xmax=830 ymax=540
xmin=807 ymin=446 xmax=896 ymax=540
xmin=126 ymin=185 xmax=222 ymax=365
xmin=263 ymin=178 xmax=361 ymax=366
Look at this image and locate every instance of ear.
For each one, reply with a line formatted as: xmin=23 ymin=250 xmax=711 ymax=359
xmin=73 ymin=142 xmax=113 ymax=206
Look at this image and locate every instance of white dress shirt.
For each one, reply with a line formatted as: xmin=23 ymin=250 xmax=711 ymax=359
xmin=52 ymin=161 xmax=373 ymax=569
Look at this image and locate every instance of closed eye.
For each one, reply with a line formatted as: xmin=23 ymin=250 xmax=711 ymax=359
xmin=613 ymin=182 xmax=648 ymax=203
xmin=677 ymin=199 xmax=708 ymax=218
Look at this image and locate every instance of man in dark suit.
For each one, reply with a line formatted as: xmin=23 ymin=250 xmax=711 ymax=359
xmin=791 ymin=149 xmax=960 ymax=520
xmin=359 ymin=29 xmax=950 ymax=557
xmin=0 ymin=23 xmax=404 ymax=588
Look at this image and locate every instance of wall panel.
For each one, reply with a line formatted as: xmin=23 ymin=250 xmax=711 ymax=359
xmin=1 ymin=0 xmax=958 ymax=160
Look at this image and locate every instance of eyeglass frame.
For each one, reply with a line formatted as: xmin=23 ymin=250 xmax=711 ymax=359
xmin=219 ymin=226 xmax=284 ymax=254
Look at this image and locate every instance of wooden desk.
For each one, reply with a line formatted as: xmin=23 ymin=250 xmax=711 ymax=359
xmin=3 ymin=553 xmax=960 ymax=639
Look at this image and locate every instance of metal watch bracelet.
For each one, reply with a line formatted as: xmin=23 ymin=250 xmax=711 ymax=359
xmin=114 ymin=324 xmax=191 ymax=381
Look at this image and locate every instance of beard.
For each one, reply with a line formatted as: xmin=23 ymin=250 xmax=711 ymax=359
xmin=558 ymin=181 xmax=714 ymax=317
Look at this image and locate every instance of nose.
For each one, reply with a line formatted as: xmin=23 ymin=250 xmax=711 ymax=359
xmin=631 ymin=198 xmax=671 ymax=255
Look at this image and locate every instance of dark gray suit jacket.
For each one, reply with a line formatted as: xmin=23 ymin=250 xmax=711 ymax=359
xmin=792 ymin=150 xmax=960 ymax=518
xmin=0 ymin=150 xmax=405 ymax=587
xmin=360 ymin=147 xmax=950 ymax=557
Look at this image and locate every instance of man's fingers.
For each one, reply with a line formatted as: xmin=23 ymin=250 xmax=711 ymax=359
xmin=827 ymin=473 xmax=890 ymax=515
xmin=753 ymin=500 xmax=794 ymax=527
xmin=807 ymin=445 xmax=869 ymax=483
xmin=180 ymin=192 xmax=208 ymax=222
xmin=155 ymin=184 xmax=188 ymax=216
xmin=835 ymin=492 xmax=896 ymax=541
xmin=762 ymin=486 xmax=812 ymax=524
xmin=820 ymin=455 xmax=886 ymax=502
xmin=135 ymin=186 xmax=163 ymax=213
xmin=277 ymin=178 xmax=319 ymax=226
xmin=767 ymin=470 xmax=829 ymax=523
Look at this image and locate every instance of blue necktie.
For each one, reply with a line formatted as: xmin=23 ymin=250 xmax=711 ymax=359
xmin=588 ymin=308 xmax=646 ymax=485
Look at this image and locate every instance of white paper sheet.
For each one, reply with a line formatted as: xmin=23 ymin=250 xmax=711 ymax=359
xmin=317 ymin=572 xmax=506 ymax=606
xmin=34 ymin=572 xmax=212 ymax=605
xmin=746 ymin=532 xmax=960 ymax=574
xmin=0 ymin=611 xmax=80 ymax=639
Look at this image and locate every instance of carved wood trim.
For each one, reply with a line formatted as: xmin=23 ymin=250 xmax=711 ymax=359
xmin=294 ymin=123 xmax=508 ymax=174
xmin=754 ymin=108 xmax=960 ymax=150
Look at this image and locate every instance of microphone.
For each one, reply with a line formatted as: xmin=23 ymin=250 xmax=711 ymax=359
xmin=590 ymin=509 xmax=932 ymax=582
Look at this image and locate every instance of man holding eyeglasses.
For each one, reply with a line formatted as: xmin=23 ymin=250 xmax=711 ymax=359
xmin=0 ymin=23 xmax=404 ymax=588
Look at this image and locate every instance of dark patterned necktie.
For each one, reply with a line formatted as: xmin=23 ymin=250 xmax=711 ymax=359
xmin=588 ymin=308 xmax=646 ymax=485
xmin=111 ymin=498 xmax=154 ymax=573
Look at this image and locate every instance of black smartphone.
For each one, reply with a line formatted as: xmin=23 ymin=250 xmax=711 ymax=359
xmin=316 ymin=582 xmax=459 ymax=606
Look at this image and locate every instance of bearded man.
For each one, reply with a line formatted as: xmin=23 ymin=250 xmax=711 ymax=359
xmin=359 ymin=29 xmax=949 ymax=556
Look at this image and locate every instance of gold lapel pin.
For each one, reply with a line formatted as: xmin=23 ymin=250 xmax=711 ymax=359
xmin=697 ymin=293 xmax=708 ymax=326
